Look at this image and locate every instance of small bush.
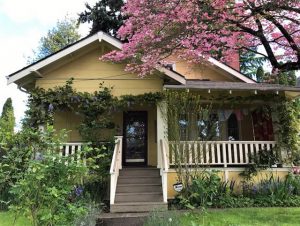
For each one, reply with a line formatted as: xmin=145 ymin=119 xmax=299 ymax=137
xmin=175 ymin=171 xmax=300 ymax=209
xmin=9 ymin=148 xmax=90 ymax=226
xmin=175 ymin=170 xmax=236 ymax=209
xmin=0 ymin=127 xmax=65 ymax=210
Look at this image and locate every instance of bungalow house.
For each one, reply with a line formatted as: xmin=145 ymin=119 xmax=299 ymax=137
xmin=6 ymin=31 xmax=300 ymax=212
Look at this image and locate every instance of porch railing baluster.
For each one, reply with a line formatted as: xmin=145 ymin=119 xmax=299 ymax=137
xmin=228 ymin=143 xmax=232 ymax=164
xmin=168 ymin=141 xmax=278 ymax=167
xmin=211 ymin=142 xmax=216 ymax=164
xmin=239 ymin=143 xmax=244 ymax=164
xmin=216 ymin=143 xmax=221 ymax=164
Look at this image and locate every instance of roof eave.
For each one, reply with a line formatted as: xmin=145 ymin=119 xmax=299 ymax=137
xmin=208 ymin=58 xmax=256 ymax=84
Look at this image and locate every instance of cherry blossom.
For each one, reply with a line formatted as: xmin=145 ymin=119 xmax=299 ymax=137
xmin=102 ymin=0 xmax=300 ymax=77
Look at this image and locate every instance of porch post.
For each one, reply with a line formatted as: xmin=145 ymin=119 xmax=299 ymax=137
xmin=271 ymin=107 xmax=287 ymax=166
xmin=157 ymin=101 xmax=168 ymax=168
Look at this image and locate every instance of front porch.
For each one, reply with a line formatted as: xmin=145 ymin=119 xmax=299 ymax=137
xmin=58 ymin=84 xmax=297 ymax=212
xmin=60 ymin=137 xmax=288 ymax=212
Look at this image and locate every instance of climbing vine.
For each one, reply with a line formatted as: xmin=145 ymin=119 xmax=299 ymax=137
xmin=24 ymin=79 xmax=164 ymax=143
xmin=24 ymin=80 xmax=299 ymax=166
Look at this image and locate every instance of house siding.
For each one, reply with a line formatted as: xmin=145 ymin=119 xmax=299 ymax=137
xmin=35 ymin=43 xmax=162 ymax=166
xmin=166 ymin=55 xmax=239 ymax=81
xmin=35 ymin=44 xmax=163 ymax=96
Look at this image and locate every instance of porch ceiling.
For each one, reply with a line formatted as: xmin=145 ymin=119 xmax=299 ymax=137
xmin=164 ymin=80 xmax=300 ymax=98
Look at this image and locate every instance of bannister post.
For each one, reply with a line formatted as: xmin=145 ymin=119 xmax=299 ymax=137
xmin=115 ymin=136 xmax=123 ymax=170
xmin=110 ymin=136 xmax=123 ymax=206
xmin=157 ymin=101 xmax=167 ymax=168
xmin=162 ymin=172 xmax=168 ymax=203
xmin=110 ymin=174 xmax=115 ymax=205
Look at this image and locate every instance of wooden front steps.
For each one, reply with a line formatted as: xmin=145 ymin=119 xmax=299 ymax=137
xmin=110 ymin=167 xmax=168 ymax=213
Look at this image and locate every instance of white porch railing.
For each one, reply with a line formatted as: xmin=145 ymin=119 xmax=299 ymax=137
xmin=60 ymin=142 xmax=83 ymax=156
xmin=168 ymin=141 xmax=277 ymax=167
xmin=160 ymin=139 xmax=169 ymax=203
xmin=60 ymin=142 xmax=86 ymax=164
xmin=109 ymin=136 xmax=123 ymax=205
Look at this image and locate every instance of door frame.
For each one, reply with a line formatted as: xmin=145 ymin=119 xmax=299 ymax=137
xmin=122 ymin=111 xmax=148 ymax=166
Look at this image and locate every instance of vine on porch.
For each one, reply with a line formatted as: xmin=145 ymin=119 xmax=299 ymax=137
xmin=162 ymin=89 xmax=299 ymax=184
xmin=24 ymin=78 xmax=164 ymax=142
xmin=24 ymin=80 xmax=299 ymax=174
xmin=23 ymin=79 xmax=165 ymax=204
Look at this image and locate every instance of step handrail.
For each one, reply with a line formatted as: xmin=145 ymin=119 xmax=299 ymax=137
xmin=110 ymin=136 xmax=123 ymax=205
xmin=160 ymin=139 xmax=169 ymax=203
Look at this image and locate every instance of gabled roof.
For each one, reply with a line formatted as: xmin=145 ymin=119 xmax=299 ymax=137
xmin=208 ymin=58 xmax=255 ymax=83
xmin=7 ymin=31 xmax=255 ymax=86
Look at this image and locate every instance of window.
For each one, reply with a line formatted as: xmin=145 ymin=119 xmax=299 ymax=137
xmin=179 ymin=114 xmax=188 ymax=140
xmin=197 ymin=113 xmax=220 ymax=140
xmin=227 ymin=113 xmax=239 ymax=140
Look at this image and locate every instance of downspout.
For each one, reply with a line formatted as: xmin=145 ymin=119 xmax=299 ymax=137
xmin=16 ymin=69 xmax=43 ymax=94
xmin=17 ymin=86 xmax=29 ymax=94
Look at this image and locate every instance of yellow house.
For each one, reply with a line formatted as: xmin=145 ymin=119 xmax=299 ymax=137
xmin=7 ymin=31 xmax=300 ymax=213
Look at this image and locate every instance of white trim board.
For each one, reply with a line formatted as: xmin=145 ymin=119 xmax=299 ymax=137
xmin=208 ymin=57 xmax=256 ymax=84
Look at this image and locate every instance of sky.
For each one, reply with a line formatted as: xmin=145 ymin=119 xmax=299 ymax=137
xmin=0 ymin=0 xmax=97 ymax=129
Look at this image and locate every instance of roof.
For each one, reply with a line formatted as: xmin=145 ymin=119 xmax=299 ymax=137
xmin=7 ymin=31 xmax=186 ymax=86
xmin=207 ymin=58 xmax=255 ymax=83
xmin=164 ymin=80 xmax=300 ymax=93
xmin=6 ymin=31 xmax=256 ymax=86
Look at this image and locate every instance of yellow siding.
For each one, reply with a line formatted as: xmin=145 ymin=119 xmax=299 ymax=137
xmin=54 ymin=111 xmax=82 ymax=142
xmin=35 ymin=44 xmax=163 ymax=96
xmin=166 ymin=55 xmax=238 ymax=81
xmin=34 ymin=41 xmax=259 ymax=169
xmin=53 ymin=106 xmax=157 ymax=166
xmin=36 ymin=42 xmax=162 ymax=165
xmin=167 ymin=169 xmax=289 ymax=199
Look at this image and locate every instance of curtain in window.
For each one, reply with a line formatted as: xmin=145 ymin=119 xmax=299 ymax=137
xmin=251 ymin=109 xmax=274 ymax=141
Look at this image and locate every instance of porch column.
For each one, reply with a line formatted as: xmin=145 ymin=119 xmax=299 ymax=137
xmin=271 ymin=107 xmax=287 ymax=166
xmin=157 ymin=101 xmax=168 ymax=168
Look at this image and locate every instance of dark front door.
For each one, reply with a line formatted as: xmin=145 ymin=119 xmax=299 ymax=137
xmin=123 ymin=111 xmax=148 ymax=166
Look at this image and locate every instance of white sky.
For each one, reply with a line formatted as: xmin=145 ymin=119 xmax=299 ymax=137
xmin=0 ymin=0 xmax=97 ymax=129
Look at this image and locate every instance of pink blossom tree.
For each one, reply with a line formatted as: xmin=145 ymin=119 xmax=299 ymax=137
xmin=102 ymin=0 xmax=300 ymax=77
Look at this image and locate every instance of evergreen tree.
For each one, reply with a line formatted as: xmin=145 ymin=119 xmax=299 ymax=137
xmin=255 ymin=66 xmax=296 ymax=86
xmin=0 ymin=98 xmax=15 ymax=142
xmin=256 ymin=66 xmax=265 ymax=83
xmin=78 ymin=0 xmax=124 ymax=36
xmin=240 ymin=49 xmax=266 ymax=80
xmin=28 ymin=17 xmax=81 ymax=63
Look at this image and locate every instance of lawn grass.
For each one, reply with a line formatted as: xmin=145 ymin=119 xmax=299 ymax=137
xmin=0 ymin=212 xmax=30 ymax=226
xmin=181 ymin=207 xmax=300 ymax=226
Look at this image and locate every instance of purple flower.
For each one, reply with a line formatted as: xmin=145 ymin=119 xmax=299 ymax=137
xmin=75 ymin=186 xmax=83 ymax=197
xmin=48 ymin=104 xmax=54 ymax=112
xmin=34 ymin=152 xmax=43 ymax=161
xmin=252 ymin=186 xmax=258 ymax=194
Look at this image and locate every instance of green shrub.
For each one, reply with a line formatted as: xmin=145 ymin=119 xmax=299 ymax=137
xmin=242 ymin=173 xmax=300 ymax=199
xmin=0 ymin=127 xmax=65 ymax=210
xmin=9 ymin=147 xmax=90 ymax=226
xmin=175 ymin=170 xmax=234 ymax=209
xmin=174 ymin=171 xmax=300 ymax=210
